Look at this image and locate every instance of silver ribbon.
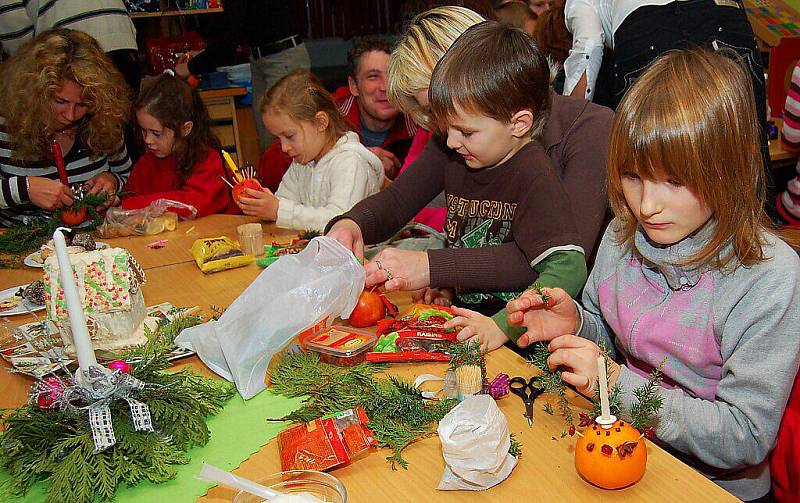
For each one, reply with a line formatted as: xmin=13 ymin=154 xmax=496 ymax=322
xmin=36 ymin=366 xmax=155 ymax=452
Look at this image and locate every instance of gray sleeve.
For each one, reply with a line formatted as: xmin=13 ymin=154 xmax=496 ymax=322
xmin=618 ymin=242 xmax=800 ymax=470
xmin=576 ymin=224 xmax=618 ymax=358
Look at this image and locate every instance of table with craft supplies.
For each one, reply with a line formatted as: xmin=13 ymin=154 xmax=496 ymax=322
xmin=0 ymin=215 xmax=738 ymax=502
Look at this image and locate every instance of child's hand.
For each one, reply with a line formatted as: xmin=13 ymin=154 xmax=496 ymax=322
xmin=326 ymin=218 xmax=365 ymax=260
xmin=445 ymin=306 xmax=510 ymax=352
xmin=505 ymin=287 xmax=579 ymax=348
xmin=365 ymin=249 xmax=430 ymax=291
xmin=412 ymin=287 xmax=454 ymax=306
xmin=546 ymin=335 xmax=620 ymax=398
xmin=237 ymin=187 xmax=279 ymax=221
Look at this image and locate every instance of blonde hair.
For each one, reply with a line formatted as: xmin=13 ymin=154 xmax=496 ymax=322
xmin=0 ymin=29 xmax=130 ymax=159
xmin=259 ymin=70 xmax=352 ymax=143
xmin=387 ymin=6 xmax=485 ymax=129
xmin=607 ymin=48 xmax=770 ymax=270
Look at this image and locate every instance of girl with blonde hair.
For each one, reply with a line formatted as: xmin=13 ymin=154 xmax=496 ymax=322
xmin=0 ymin=28 xmax=131 ymax=226
xmin=505 ymin=49 xmax=800 ymax=502
xmin=239 ymin=70 xmax=383 ymax=232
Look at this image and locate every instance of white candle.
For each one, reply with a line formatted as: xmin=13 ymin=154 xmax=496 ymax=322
xmin=53 ymin=228 xmax=97 ymax=375
xmin=597 ymin=355 xmax=611 ymax=420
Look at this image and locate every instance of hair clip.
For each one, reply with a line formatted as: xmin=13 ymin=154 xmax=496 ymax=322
xmin=164 ymin=69 xmax=175 ymax=77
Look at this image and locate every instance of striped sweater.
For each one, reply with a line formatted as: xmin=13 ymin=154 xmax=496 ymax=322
xmin=0 ymin=0 xmax=136 ymax=55
xmin=0 ymin=117 xmax=131 ymax=226
xmin=777 ymin=61 xmax=800 ymax=224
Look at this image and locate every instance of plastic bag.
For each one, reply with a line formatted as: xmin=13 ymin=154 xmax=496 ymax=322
xmin=437 ymin=395 xmax=517 ymax=491
xmin=175 ymin=237 xmax=365 ymax=399
xmin=99 ymin=199 xmax=197 ymax=238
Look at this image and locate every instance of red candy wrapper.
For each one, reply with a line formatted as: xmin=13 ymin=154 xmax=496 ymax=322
xmin=278 ymin=407 xmax=377 ymax=472
xmin=367 ymin=304 xmax=458 ymax=363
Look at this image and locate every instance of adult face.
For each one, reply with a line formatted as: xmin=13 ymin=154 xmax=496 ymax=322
xmin=51 ymin=79 xmax=89 ymax=131
xmin=348 ymin=50 xmax=398 ymax=128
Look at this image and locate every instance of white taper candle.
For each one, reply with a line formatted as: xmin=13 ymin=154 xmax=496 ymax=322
xmin=53 ymin=227 xmax=97 ymax=375
xmin=597 ymin=355 xmax=611 ymax=420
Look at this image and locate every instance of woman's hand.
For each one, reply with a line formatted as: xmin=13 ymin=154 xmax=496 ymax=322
xmin=27 ymin=177 xmax=73 ymax=211
xmin=326 ymin=218 xmax=365 ymax=260
xmin=365 ymin=248 xmax=430 ymax=291
xmin=83 ymin=172 xmax=118 ymax=207
xmin=546 ymin=335 xmax=620 ymax=398
xmin=412 ymin=287 xmax=454 ymax=306
xmin=505 ymin=287 xmax=579 ymax=348
xmin=237 ymin=187 xmax=279 ymax=220
xmin=444 ymin=306 xmax=509 ymax=352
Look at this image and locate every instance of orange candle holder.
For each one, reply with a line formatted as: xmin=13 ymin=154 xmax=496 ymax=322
xmin=574 ymin=418 xmax=647 ymax=489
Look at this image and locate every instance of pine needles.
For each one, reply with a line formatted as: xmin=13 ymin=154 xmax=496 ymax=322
xmin=0 ymin=313 xmax=236 ymax=503
xmin=269 ymin=352 xmax=459 ymax=469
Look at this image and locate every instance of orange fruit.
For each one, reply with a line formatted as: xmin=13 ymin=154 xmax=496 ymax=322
xmin=575 ymin=420 xmax=647 ymax=489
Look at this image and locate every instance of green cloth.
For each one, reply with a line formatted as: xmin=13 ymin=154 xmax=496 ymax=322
xmin=0 ymin=381 xmax=304 ymax=503
xmin=492 ymin=250 xmax=587 ymax=343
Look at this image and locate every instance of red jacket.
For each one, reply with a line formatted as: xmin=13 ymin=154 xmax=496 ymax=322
xmin=772 ymin=373 xmax=800 ymax=502
xmin=257 ymin=86 xmax=417 ymax=192
xmin=122 ymin=148 xmax=239 ymax=218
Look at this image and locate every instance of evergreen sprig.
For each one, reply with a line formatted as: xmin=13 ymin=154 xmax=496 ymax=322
xmin=269 ymin=351 xmax=458 ymax=469
xmin=509 ymin=433 xmax=522 ymax=458
xmin=629 ymin=357 xmax=666 ymax=430
xmin=528 ymin=342 xmax=573 ymax=428
xmin=0 ymin=313 xmax=235 ymax=503
xmin=448 ymin=340 xmax=485 ymax=371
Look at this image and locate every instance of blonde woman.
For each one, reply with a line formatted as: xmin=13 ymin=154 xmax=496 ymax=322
xmin=0 ymin=29 xmax=131 ymax=226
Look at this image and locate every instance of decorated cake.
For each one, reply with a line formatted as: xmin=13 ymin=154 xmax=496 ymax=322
xmin=43 ymin=247 xmax=154 ymax=354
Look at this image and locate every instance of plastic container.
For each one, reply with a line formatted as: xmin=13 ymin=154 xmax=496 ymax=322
xmin=232 ymin=470 xmax=347 ymax=503
xmin=305 ymin=327 xmax=376 ymax=367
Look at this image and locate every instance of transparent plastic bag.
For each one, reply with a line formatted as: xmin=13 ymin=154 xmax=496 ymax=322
xmin=175 ymin=237 xmax=365 ymax=399
xmin=99 ymin=199 xmax=197 ymax=238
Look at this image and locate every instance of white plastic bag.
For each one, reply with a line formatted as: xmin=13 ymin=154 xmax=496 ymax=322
xmin=175 ymin=237 xmax=364 ymax=399
xmin=437 ymin=395 xmax=517 ymax=491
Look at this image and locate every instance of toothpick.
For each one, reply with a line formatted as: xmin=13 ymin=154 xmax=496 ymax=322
xmin=219 ymin=176 xmax=235 ymax=189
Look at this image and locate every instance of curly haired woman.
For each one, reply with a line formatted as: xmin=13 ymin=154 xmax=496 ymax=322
xmin=0 ymin=29 xmax=132 ymax=226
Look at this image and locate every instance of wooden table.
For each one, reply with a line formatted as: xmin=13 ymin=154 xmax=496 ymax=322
xmin=0 ymin=216 xmax=738 ymax=502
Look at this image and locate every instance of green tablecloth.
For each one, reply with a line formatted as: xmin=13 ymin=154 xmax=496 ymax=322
xmin=1 ymin=388 xmax=304 ymax=502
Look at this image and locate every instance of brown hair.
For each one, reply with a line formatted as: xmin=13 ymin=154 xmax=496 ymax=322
xmin=259 ymin=70 xmax=352 ymax=143
xmin=0 ymin=29 xmax=130 ymax=159
xmin=496 ymin=1 xmax=538 ymax=32
xmin=607 ymin=48 xmax=771 ymax=270
xmin=135 ymin=73 xmax=220 ymax=180
xmin=533 ymin=2 xmax=571 ymax=64
xmin=347 ymin=35 xmax=394 ymax=79
xmin=429 ymin=20 xmax=552 ymax=139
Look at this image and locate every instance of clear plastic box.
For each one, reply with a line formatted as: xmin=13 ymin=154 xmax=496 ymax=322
xmin=305 ymin=327 xmax=376 ymax=367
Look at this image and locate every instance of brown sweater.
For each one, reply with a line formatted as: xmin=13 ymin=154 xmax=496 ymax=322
xmin=327 ymin=93 xmax=612 ymax=290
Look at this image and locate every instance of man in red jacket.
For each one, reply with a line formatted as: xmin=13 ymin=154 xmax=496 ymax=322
xmin=258 ymin=36 xmax=417 ymax=191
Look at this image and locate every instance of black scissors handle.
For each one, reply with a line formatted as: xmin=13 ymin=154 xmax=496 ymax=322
xmin=510 ymin=376 xmax=542 ymax=427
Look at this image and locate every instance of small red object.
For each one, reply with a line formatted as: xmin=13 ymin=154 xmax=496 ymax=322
xmin=60 ymin=207 xmax=88 ymax=226
xmin=50 ymin=139 xmax=69 ymax=186
xmin=146 ymin=239 xmax=169 ymax=249
xmin=643 ymin=426 xmax=656 ymax=439
xmin=569 ymin=425 xmax=576 ymax=436
xmin=347 ymin=289 xmax=387 ymax=328
xmin=601 ymin=444 xmax=613 ymax=456
xmin=232 ymin=178 xmax=262 ymax=202
xmin=108 ymin=359 xmax=132 ymax=374
xmin=36 ymin=377 xmax=65 ymax=409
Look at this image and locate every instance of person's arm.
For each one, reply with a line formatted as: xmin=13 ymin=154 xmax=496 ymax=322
xmin=556 ymin=99 xmax=614 ymax=255
xmin=275 ymin=152 xmax=376 ymax=232
xmin=563 ymin=0 xmax=606 ymax=100
xmin=122 ymin=150 xmax=230 ymax=217
xmin=324 ymin=136 xmax=448 ymax=243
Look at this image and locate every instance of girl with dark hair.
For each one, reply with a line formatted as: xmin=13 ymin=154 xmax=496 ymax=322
xmin=121 ymin=73 xmax=237 ymax=217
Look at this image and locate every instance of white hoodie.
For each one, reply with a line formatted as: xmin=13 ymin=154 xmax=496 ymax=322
xmin=275 ymin=132 xmax=384 ymax=232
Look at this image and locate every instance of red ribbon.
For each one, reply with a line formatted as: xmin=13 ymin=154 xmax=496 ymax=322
xmin=50 ymin=139 xmax=69 ymax=186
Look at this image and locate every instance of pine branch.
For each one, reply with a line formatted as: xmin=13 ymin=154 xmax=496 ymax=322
xmin=528 ymin=342 xmax=573 ymax=428
xmin=630 ymin=358 xmax=666 ymax=430
xmin=448 ymin=340 xmax=485 ymax=371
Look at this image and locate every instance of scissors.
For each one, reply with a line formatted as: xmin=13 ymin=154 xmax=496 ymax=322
xmin=510 ymin=376 xmax=544 ymax=428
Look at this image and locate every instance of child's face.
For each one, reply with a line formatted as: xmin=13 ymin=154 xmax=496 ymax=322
xmin=136 ymin=109 xmax=176 ymax=159
xmin=621 ymin=172 xmax=713 ymax=245
xmin=263 ymin=110 xmax=330 ymax=164
xmin=444 ymin=106 xmax=523 ymax=170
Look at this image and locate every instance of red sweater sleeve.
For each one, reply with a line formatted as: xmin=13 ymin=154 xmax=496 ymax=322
xmin=122 ymin=149 xmax=234 ymax=218
xmin=257 ymin=140 xmax=292 ymax=192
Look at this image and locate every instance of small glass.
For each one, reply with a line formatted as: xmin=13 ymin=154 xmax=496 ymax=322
xmin=236 ymin=223 xmax=264 ymax=257
xmin=232 ymin=470 xmax=347 ymax=503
